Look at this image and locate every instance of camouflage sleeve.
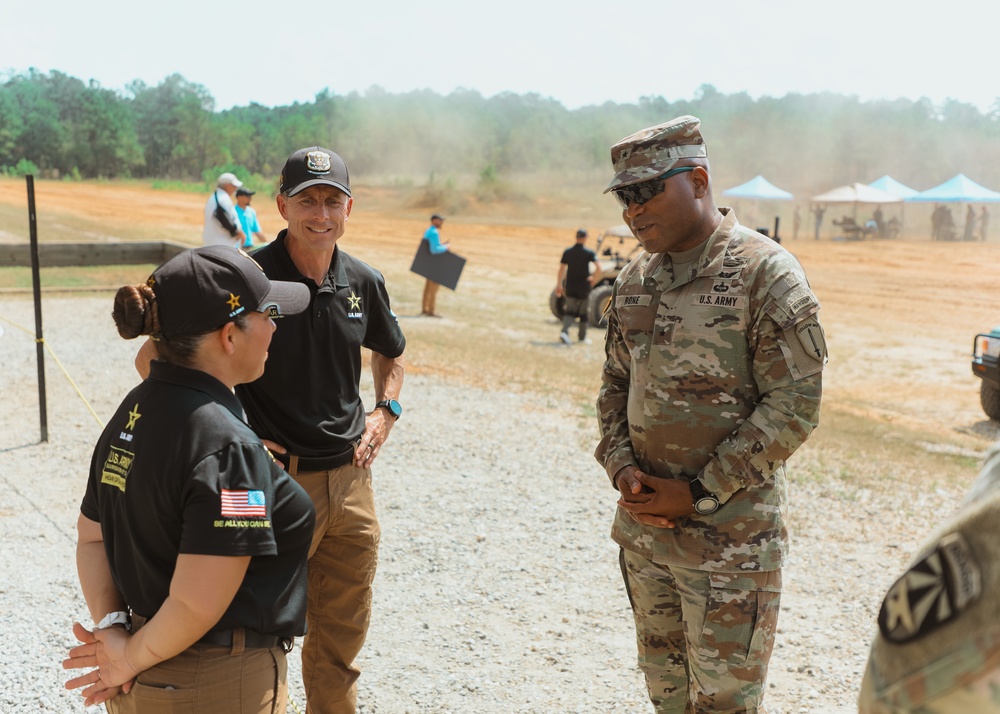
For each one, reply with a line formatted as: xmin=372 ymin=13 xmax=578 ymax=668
xmin=594 ymin=294 xmax=636 ymax=488
xmin=696 ymin=279 xmax=826 ymax=502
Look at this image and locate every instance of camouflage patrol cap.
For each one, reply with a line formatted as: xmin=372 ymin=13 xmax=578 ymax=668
xmin=858 ymin=442 xmax=1000 ymax=713
xmin=604 ymin=115 xmax=708 ymax=194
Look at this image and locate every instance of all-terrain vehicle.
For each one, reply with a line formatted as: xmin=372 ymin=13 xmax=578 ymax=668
xmin=549 ymin=224 xmax=641 ymax=328
xmin=972 ymin=327 xmax=1000 ymax=421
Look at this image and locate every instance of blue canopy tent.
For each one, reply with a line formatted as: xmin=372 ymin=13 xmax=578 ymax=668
xmin=907 ymin=173 xmax=1000 ymax=202
xmin=721 ymin=175 xmax=794 ymax=237
xmin=722 ymin=175 xmax=794 ymax=200
xmin=868 ymin=175 xmax=919 ymax=199
xmin=908 ymin=174 xmax=1000 ymax=241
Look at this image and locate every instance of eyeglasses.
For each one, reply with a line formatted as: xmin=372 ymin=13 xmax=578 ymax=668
xmin=612 ymin=166 xmax=696 ymax=209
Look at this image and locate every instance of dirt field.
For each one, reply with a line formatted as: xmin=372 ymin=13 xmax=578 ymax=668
xmin=1 ymin=178 xmax=996 ymax=447
xmin=1 ymin=178 xmax=998 ymax=712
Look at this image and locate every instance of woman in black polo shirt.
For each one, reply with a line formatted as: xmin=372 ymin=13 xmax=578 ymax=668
xmin=64 ymin=246 xmax=314 ymax=713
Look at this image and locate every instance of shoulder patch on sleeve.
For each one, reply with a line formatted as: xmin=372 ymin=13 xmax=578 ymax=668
xmin=878 ymin=532 xmax=982 ymax=644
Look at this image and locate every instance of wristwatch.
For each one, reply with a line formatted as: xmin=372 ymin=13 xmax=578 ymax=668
xmin=689 ymin=479 xmax=721 ymax=515
xmin=375 ymin=399 xmax=402 ymax=420
xmin=96 ymin=610 xmax=131 ymax=631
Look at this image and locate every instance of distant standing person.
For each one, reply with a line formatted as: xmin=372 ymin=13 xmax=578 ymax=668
xmin=792 ymin=204 xmax=801 ymax=240
xmin=963 ymin=204 xmax=978 ymax=242
xmin=421 ymin=214 xmax=449 ymax=317
xmin=811 ymin=203 xmax=825 ymax=240
xmin=555 ymin=228 xmax=599 ymax=345
xmin=236 ymin=187 xmax=268 ymax=249
xmin=981 ymin=205 xmax=990 ymax=241
xmin=595 ymin=115 xmax=825 ymax=713
xmin=203 ymin=172 xmax=244 ymax=247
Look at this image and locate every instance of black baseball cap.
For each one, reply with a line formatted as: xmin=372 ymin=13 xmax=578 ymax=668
xmin=431 ymin=214 xmax=445 ymax=221
xmin=235 ymin=187 xmax=256 ymax=197
xmin=279 ymin=146 xmax=351 ymax=198
xmin=148 ymin=245 xmax=310 ymax=339
xmin=576 ymin=228 xmax=588 ymax=238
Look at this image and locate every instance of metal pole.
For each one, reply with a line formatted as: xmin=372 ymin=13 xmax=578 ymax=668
xmin=26 ymin=175 xmax=48 ymax=442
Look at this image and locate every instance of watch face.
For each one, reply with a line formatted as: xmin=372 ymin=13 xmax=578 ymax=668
xmin=694 ymin=496 xmax=719 ymax=515
xmin=386 ymin=399 xmax=402 ymax=417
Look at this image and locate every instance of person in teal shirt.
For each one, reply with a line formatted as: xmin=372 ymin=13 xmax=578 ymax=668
xmin=236 ymin=188 xmax=267 ymax=249
xmin=421 ymin=214 xmax=449 ymax=316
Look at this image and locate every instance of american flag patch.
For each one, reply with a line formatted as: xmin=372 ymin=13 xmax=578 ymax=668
xmin=220 ymin=489 xmax=267 ymax=517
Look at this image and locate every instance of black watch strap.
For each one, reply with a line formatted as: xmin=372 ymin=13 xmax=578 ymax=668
xmin=689 ymin=479 xmax=721 ymax=515
xmin=375 ymin=399 xmax=402 ymax=420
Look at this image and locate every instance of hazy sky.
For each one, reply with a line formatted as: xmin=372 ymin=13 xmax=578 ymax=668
xmin=2 ymin=0 xmax=997 ymax=112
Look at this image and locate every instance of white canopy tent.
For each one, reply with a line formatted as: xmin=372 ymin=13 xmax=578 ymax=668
xmin=811 ymin=183 xmax=903 ymax=239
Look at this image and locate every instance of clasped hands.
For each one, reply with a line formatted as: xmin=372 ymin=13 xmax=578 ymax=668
xmin=615 ymin=465 xmax=696 ymax=529
xmin=63 ymin=622 xmax=138 ymax=707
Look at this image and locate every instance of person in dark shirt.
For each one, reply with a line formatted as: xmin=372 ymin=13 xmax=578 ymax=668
xmin=64 ymin=245 xmax=314 ymax=712
xmin=238 ymin=146 xmax=406 ymax=714
xmin=555 ymin=228 xmax=600 ymax=344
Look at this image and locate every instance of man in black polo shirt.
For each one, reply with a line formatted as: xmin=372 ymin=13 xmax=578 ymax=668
xmin=555 ymin=228 xmax=600 ymax=344
xmin=236 ymin=146 xmax=406 ymax=714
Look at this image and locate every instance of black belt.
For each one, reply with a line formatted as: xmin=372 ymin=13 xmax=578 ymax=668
xmin=276 ymin=447 xmax=355 ymax=473
xmin=198 ymin=628 xmax=293 ymax=653
xmin=133 ymin=614 xmax=293 ymax=654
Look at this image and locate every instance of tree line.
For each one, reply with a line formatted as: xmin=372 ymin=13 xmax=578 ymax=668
xmin=3 ymin=68 xmax=1000 ymax=197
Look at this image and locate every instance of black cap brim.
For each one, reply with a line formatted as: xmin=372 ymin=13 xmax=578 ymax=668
xmin=285 ymin=178 xmax=352 ymax=198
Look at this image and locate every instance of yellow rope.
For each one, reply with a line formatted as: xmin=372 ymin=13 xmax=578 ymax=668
xmin=0 ymin=313 xmax=105 ymax=428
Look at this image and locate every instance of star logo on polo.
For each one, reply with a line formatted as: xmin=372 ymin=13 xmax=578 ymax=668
xmin=146 ymin=276 xmax=155 ymax=288
xmin=126 ymin=403 xmax=141 ymax=430
xmin=227 ymin=293 xmax=241 ymax=310
xmin=346 ymin=290 xmax=363 ymax=319
xmin=306 ymin=151 xmax=331 ymax=173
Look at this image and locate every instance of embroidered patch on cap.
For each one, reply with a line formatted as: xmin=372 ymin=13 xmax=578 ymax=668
xmin=220 ymin=489 xmax=267 ymax=518
xmin=306 ymin=151 xmax=331 ymax=172
xmin=878 ymin=532 xmax=981 ymax=644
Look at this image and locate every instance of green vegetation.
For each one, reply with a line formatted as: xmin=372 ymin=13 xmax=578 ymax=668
xmin=4 ymin=70 xmax=1000 ymax=197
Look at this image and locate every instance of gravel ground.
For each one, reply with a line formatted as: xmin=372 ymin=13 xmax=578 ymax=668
xmin=0 ymin=294 xmax=977 ymax=713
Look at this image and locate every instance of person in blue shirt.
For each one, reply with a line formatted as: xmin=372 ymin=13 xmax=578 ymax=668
xmin=421 ymin=214 xmax=449 ymax=316
xmin=236 ymin=188 xmax=268 ymax=249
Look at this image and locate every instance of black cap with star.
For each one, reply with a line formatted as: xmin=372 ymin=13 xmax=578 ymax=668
xmin=147 ymin=245 xmax=309 ymax=339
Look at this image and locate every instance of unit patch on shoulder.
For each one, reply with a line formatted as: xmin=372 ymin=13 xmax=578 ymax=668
xmin=101 ymin=446 xmax=135 ymax=493
xmin=877 ymin=532 xmax=981 ymax=644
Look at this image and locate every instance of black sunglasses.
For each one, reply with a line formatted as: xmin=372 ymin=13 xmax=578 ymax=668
xmin=612 ymin=166 xmax=696 ymax=209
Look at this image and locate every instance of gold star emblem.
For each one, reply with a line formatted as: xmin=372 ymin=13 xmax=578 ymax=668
xmin=227 ymin=293 xmax=241 ymax=310
xmin=126 ymin=403 xmax=142 ymax=430
xmin=347 ymin=291 xmax=361 ymax=310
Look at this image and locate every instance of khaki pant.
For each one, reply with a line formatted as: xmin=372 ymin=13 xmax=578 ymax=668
xmin=105 ymin=640 xmax=287 ymax=714
xmin=293 ymin=463 xmax=380 ymax=714
xmin=422 ymin=279 xmax=441 ymax=315
xmin=620 ymin=549 xmax=781 ymax=714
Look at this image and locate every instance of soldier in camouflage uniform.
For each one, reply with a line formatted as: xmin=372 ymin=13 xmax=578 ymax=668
xmin=594 ymin=115 xmax=826 ymax=713
xmin=858 ymin=441 xmax=1000 ymax=713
